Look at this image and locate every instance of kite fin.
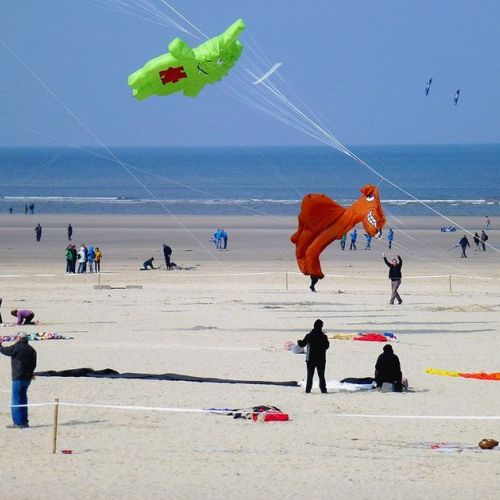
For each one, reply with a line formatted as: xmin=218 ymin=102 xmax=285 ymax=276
xmin=168 ymin=38 xmax=196 ymax=60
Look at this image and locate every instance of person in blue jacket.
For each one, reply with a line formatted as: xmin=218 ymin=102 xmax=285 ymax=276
xmin=349 ymin=229 xmax=357 ymax=250
xmin=87 ymin=246 xmax=95 ymax=273
xmin=387 ymin=228 xmax=394 ymax=249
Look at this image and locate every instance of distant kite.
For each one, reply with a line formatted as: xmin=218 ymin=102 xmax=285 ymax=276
xmin=128 ymin=19 xmax=245 ymax=100
xmin=453 ymin=89 xmax=460 ymax=105
xmin=425 ymin=78 xmax=432 ymax=96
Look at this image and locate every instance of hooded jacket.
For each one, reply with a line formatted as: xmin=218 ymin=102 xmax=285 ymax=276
xmin=0 ymin=339 xmax=37 ymax=380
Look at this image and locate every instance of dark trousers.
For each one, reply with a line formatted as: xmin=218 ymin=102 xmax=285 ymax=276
xmin=66 ymin=259 xmax=72 ymax=273
xmin=95 ymin=261 xmax=100 ymax=272
xmin=350 ymin=241 xmax=356 ymax=250
xmin=12 ymin=379 xmax=31 ymax=426
xmin=461 ymin=245 xmax=467 ymax=257
xmin=305 ymin=361 xmax=327 ymax=393
xmin=164 ymin=256 xmax=170 ymax=269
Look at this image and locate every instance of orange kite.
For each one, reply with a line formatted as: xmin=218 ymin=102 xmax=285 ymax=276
xmin=291 ymin=184 xmax=386 ymax=290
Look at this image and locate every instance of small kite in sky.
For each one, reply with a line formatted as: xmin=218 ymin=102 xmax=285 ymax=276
xmin=128 ymin=19 xmax=245 ymax=100
xmin=424 ymin=78 xmax=432 ymax=96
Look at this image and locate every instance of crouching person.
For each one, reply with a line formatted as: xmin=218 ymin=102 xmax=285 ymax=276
xmin=375 ymin=344 xmax=402 ymax=392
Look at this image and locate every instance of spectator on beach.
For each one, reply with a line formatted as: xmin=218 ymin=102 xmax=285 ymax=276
xmin=29 ymin=204 xmax=35 ymax=215
xmin=0 ymin=332 xmax=37 ymax=428
xmin=349 ymin=229 xmax=357 ymax=250
xmin=480 ymin=231 xmax=488 ymax=251
xmin=163 ymin=244 xmax=172 ymax=270
xmin=141 ymin=257 xmax=156 ymax=270
xmin=8 ymin=207 xmax=13 ymax=215
xmin=364 ymin=233 xmax=372 ymax=250
xmin=34 ymin=223 xmax=42 ymax=242
xmin=24 ymin=204 xmax=28 ymax=215
xmin=297 ymin=319 xmax=329 ymax=394
xmin=94 ymin=247 xmax=102 ymax=273
xmin=65 ymin=245 xmax=73 ymax=273
xmin=10 ymin=309 xmax=35 ymax=326
xmin=77 ymin=244 xmax=87 ymax=273
xmin=220 ymin=229 xmax=228 ymax=250
xmin=375 ymin=344 xmax=402 ymax=391
xmin=473 ymin=232 xmax=480 ymax=251
xmin=387 ymin=228 xmax=394 ymax=249
xmin=340 ymin=233 xmax=346 ymax=251
xmin=87 ymin=246 xmax=95 ymax=273
xmin=67 ymin=223 xmax=73 ymax=241
xmin=459 ymin=235 xmax=470 ymax=258
xmin=70 ymin=245 xmax=78 ymax=273
xmin=211 ymin=229 xmax=222 ymax=249
xmin=484 ymin=216 xmax=490 ymax=230
xmin=383 ymin=253 xmax=403 ymax=305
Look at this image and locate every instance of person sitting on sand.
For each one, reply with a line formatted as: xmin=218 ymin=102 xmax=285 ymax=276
xmin=297 ymin=319 xmax=329 ymax=394
xmin=141 ymin=257 xmax=156 ymax=270
xmin=11 ymin=309 xmax=35 ymax=326
xmin=375 ymin=344 xmax=402 ymax=391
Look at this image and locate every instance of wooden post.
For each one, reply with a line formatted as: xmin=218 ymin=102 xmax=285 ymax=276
xmin=285 ymin=272 xmax=289 ymax=291
xmin=52 ymin=398 xmax=60 ymax=454
xmin=449 ymin=274 xmax=452 ymax=293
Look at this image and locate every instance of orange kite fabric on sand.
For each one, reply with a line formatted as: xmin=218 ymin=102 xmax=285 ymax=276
xmin=425 ymin=368 xmax=500 ymax=381
xmin=291 ymin=184 xmax=386 ymax=278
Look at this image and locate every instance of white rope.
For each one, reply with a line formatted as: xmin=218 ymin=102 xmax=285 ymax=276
xmin=333 ymin=413 xmax=500 ymax=421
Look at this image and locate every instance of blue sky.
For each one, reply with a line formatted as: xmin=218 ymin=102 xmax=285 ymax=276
xmin=1 ymin=0 xmax=499 ymax=146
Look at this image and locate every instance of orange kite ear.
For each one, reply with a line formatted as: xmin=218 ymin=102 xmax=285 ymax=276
xmin=360 ymin=184 xmax=376 ymax=197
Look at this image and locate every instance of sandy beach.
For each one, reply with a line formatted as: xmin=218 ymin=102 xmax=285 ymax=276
xmin=0 ymin=214 xmax=499 ymax=499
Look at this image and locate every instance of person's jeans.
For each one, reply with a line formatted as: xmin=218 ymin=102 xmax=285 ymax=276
xmin=66 ymin=259 xmax=72 ymax=273
xmin=390 ymin=279 xmax=402 ymax=304
xmin=11 ymin=379 xmax=31 ymax=426
xmin=95 ymin=261 xmax=100 ymax=273
xmin=78 ymin=262 xmax=86 ymax=273
xmin=88 ymin=261 xmax=94 ymax=273
xmin=305 ymin=362 xmax=327 ymax=393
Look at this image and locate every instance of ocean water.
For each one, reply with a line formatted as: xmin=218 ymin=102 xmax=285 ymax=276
xmin=0 ymin=145 xmax=498 ymax=216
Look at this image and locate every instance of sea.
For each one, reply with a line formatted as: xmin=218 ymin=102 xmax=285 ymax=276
xmin=0 ymin=144 xmax=498 ymax=216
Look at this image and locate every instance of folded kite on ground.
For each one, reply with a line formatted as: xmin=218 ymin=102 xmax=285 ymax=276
xmin=0 ymin=332 xmax=73 ymax=342
xmin=425 ymin=368 xmax=500 ymax=381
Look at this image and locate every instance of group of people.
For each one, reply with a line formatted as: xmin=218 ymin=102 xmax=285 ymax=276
xmin=211 ymin=228 xmax=228 ymax=250
xmin=65 ymin=244 xmax=102 ymax=273
xmin=298 ymin=319 xmax=403 ymax=394
xmin=340 ymin=228 xmax=394 ymax=251
xmin=458 ymin=230 xmax=489 ymax=258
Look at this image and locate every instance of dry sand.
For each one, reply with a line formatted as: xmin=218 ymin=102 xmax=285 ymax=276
xmin=0 ymin=214 xmax=499 ymax=499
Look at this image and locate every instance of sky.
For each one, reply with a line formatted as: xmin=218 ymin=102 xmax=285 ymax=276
xmin=1 ymin=0 xmax=499 ymax=147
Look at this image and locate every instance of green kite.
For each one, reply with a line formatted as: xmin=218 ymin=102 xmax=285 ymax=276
xmin=128 ymin=18 xmax=245 ymax=100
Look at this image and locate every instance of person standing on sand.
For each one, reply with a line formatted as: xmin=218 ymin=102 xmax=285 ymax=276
xmin=484 ymin=216 xmax=490 ymax=230
xmin=383 ymin=253 xmax=403 ymax=304
xmin=77 ymin=244 xmax=87 ymax=273
xmin=459 ymin=235 xmax=470 ymax=258
xmin=350 ymin=229 xmax=357 ymax=250
xmin=163 ymin=244 xmax=172 ymax=270
xmin=94 ymin=247 xmax=102 ymax=273
xmin=70 ymin=245 xmax=77 ymax=273
xmin=65 ymin=245 xmax=73 ymax=273
xmin=0 ymin=332 xmax=37 ymax=428
xmin=8 ymin=208 xmax=13 ymax=214
xmin=220 ymin=229 xmax=228 ymax=250
xmin=480 ymin=231 xmax=488 ymax=251
xmin=34 ymin=223 xmax=42 ymax=242
xmin=473 ymin=232 xmax=480 ymax=251
xmin=297 ymin=319 xmax=329 ymax=394
xmin=87 ymin=246 xmax=95 ymax=273
xmin=340 ymin=233 xmax=346 ymax=250
xmin=387 ymin=228 xmax=394 ymax=249
xmin=24 ymin=204 xmax=28 ymax=215
xmin=67 ymin=223 xmax=73 ymax=241
xmin=364 ymin=233 xmax=372 ymax=250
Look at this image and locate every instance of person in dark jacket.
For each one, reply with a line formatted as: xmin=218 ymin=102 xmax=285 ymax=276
xmin=0 ymin=332 xmax=37 ymax=428
xmin=67 ymin=223 xmax=73 ymax=241
xmin=473 ymin=232 xmax=480 ymax=251
xmin=375 ymin=344 xmax=402 ymax=391
xmin=141 ymin=257 xmax=156 ymax=270
xmin=383 ymin=253 xmax=403 ymax=304
xmin=163 ymin=244 xmax=172 ymax=270
xmin=34 ymin=223 xmax=42 ymax=242
xmin=297 ymin=319 xmax=330 ymax=393
xmin=459 ymin=235 xmax=470 ymax=258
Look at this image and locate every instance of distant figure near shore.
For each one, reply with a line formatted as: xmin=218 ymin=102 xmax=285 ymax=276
xmin=29 ymin=203 xmax=35 ymax=215
xmin=350 ymin=229 xmax=357 ymax=250
xmin=67 ymin=223 xmax=73 ymax=241
xmin=11 ymin=309 xmax=35 ymax=325
xmin=480 ymin=231 xmax=488 ymax=251
xmin=473 ymin=232 xmax=480 ymax=251
xmin=484 ymin=216 xmax=490 ymax=230
xmin=163 ymin=244 xmax=172 ymax=270
xmin=459 ymin=235 xmax=470 ymax=258
xmin=387 ymin=228 xmax=394 ymax=249
xmin=34 ymin=224 xmax=42 ymax=242
xmin=8 ymin=207 xmax=13 ymax=215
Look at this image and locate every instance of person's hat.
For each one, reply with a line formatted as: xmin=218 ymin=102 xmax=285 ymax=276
xmin=16 ymin=332 xmax=29 ymax=339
